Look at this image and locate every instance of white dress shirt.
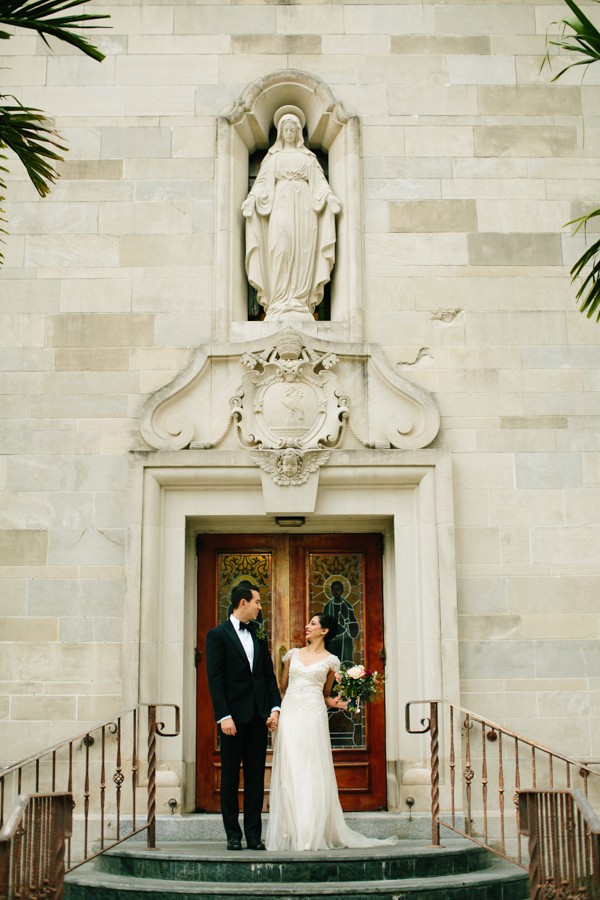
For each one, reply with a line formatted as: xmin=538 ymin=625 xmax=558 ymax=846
xmin=231 ymin=614 xmax=254 ymax=669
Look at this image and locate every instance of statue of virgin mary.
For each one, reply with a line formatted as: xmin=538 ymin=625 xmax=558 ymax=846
xmin=242 ymin=105 xmax=342 ymax=320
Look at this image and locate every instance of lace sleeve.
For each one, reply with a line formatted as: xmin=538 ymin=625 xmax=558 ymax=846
xmin=328 ymin=655 xmax=341 ymax=673
xmin=283 ymin=648 xmax=295 ymax=663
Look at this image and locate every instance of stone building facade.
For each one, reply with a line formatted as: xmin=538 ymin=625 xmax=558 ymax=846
xmin=1 ymin=0 xmax=599 ymax=814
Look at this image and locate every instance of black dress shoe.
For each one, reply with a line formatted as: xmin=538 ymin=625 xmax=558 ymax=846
xmin=227 ymin=838 xmax=242 ymax=850
xmin=247 ymin=840 xmax=266 ymax=850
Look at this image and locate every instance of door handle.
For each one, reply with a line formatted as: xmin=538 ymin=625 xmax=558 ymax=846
xmin=194 ymin=648 xmax=203 ymax=667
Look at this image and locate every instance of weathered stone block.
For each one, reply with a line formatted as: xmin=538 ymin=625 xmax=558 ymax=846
xmin=475 ymin=126 xmax=577 ymax=158
xmin=455 ymin=527 xmax=501 ymax=564
xmin=25 ymin=235 xmax=120 ymax=269
xmin=459 ymin=615 xmax=521 ymax=641
xmin=100 ymin=127 xmax=172 ymax=160
xmin=48 ymin=313 xmax=154 ymax=349
xmin=521 ymin=616 xmax=597 ymax=642
xmin=12 ymin=695 xmax=75 ymax=721
xmin=458 ymin=576 xmax=507 ymax=616
xmin=173 ymin=6 xmax=275 ymax=35
xmin=0 ymin=54 xmax=46 ymax=88
xmin=55 ymin=349 xmax=129 ymax=371
xmin=0 ymin=530 xmax=47 ymax=566
xmin=535 ymin=641 xmax=600 ymax=678
xmin=459 ymin=640 xmax=535 ymax=679
xmin=120 ymin=234 xmax=213 ymax=268
xmin=46 ymin=55 xmax=116 ymax=88
xmin=390 ymin=200 xmax=477 ymax=233
xmin=366 ymin=233 xmax=468 ymax=266
xmin=17 ymin=642 xmax=122 ymax=683
xmin=479 ymin=85 xmax=581 ymax=116
xmin=392 ymin=35 xmax=491 ymax=55
xmin=448 ymin=55 xmax=515 ymax=85
xmin=405 ymin=126 xmax=474 ymax=158
xmin=233 ymin=34 xmax=321 ymax=54
xmin=515 ymin=452 xmax=583 ymax=490
xmin=345 ymin=5 xmax=434 ymax=34
xmin=389 ymin=84 xmax=478 ymax=115
xmin=436 ymin=5 xmax=535 ymax=36
xmin=117 ymin=55 xmax=218 ymax=86
xmin=476 ymin=200 xmax=569 ymax=234
xmin=468 ymin=233 xmax=562 ymax=267
xmin=100 ymin=202 xmax=194 ymax=236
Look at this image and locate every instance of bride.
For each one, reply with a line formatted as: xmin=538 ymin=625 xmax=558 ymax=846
xmin=266 ymin=613 xmax=398 ymax=851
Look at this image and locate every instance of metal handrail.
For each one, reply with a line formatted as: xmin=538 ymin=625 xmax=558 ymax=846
xmin=519 ymin=789 xmax=600 ymax=898
xmin=0 ymin=703 xmax=180 ymax=896
xmin=0 ymin=793 xmax=72 ymax=899
xmin=405 ymin=699 xmax=600 ymax=892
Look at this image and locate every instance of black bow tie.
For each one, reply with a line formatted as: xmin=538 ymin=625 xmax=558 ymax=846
xmin=238 ymin=621 xmax=251 ymax=631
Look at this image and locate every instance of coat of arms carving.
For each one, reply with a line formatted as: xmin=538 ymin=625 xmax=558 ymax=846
xmin=232 ymin=329 xmax=348 ymax=484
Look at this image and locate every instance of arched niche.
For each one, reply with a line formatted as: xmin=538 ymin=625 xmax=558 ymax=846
xmin=214 ymin=69 xmax=364 ymax=343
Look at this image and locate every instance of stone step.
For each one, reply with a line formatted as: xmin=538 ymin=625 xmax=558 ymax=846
xmin=117 ymin=812 xmax=431 ymax=843
xmin=64 ymin=855 xmax=529 ymax=900
xmin=93 ymin=839 xmax=492 ymax=883
xmin=64 ymin=838 xmax=530 ymax=900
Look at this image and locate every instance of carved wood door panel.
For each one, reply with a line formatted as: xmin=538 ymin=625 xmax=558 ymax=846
xmin=195 ymin=533 xmax=387 ymax=813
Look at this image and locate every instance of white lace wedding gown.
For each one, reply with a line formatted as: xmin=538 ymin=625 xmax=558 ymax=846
xmin=266 ymin=648 xmax=398 ymax=851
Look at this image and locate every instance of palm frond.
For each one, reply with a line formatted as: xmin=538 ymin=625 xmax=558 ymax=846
xmin=566 ymin=211 xmax=600 ymax=321
xmin=0 ymin=0 xmax=110 ymax=61
xmin=541 ymin=0 xmax=600 ymax=78
xmin=543 ymin=0 xmax=600 ymax=322
xmin=0 ymin=97 xmax=66 ymax=260
xmin=0 ymin=97 xmax=66 ymax=197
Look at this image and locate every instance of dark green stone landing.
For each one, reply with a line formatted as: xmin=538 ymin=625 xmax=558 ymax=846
xmin=64 ymin=838 xmax=529 ymax=899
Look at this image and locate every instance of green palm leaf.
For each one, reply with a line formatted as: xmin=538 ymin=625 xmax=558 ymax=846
xmin=0 ymin=0 xmax=108 ymax=262
xmin=0 ymin=0 xmax=109 ymax=62
xmin=0 ymin=99 xmax=66 ymax=196
xmin=0 ymin=99 xmax=66 ymax=259
xmin=541 ymin=0 xmax=600 ymax=78
xmin=544 ymin=0 xmax=600 ymax=322
xmin=566 ymin=210 xmax=600 ymax=321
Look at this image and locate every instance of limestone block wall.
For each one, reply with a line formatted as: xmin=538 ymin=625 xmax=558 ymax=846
xmin=1 ymin=0 xmax=599 ymax=768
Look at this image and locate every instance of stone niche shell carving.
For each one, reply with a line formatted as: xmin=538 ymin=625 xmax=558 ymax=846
xmin=139 ymin=329 xmax=441 ymax=485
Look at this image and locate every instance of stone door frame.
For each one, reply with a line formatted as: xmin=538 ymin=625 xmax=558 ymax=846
xmin=123 ymin=448 xmax=459 ymax=813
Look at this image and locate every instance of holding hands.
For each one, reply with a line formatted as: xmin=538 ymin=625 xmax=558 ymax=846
xmin=266 ymin=711 xmax=280 ymax=732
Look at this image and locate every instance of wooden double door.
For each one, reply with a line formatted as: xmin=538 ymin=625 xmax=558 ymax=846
xmin=195 ymin=533 xmax=387 ymax=812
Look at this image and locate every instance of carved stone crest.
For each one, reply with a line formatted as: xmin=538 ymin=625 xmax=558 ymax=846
xmin=139 ymin=328 xmax=441 ymax=481
xmin=232 ymin=330 xmax=348 ymax=473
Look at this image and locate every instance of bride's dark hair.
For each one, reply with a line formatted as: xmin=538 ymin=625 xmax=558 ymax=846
xmin=315 ymin=613 xmax=338 ymax=650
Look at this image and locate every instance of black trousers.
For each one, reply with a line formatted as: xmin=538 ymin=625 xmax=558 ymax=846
xmin=219 ymin=713 xmax=267 ymax=843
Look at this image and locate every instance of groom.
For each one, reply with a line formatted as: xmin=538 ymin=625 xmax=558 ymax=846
xmin=206 ymin=583 xmax=281 ymax=850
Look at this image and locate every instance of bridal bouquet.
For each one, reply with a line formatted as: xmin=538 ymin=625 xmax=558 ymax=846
xmin=334 ymin=664 xmax=385 ymax=714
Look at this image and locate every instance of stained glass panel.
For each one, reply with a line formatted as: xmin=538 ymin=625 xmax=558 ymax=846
xmin=308 ymin=552 xmax=366 ymax=749
xmin=216 ymin=552 xmax=272 ymax=635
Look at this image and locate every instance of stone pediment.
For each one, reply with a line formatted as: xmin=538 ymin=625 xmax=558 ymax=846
xmin=140 ymin=329 xmax=440 ymax=465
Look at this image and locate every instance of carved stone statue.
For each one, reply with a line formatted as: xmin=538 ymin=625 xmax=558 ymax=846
xmin=242 ymin=106 xmax=341 ymax=320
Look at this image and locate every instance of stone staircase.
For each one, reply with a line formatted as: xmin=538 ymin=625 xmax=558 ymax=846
xmin=64 ymin=814 xmax=530 ymax=899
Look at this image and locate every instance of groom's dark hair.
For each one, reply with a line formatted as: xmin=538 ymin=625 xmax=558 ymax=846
xmin=231 ymin=582 xmax=259 ymax=609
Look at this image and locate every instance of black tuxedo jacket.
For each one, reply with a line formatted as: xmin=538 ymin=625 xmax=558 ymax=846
xmin=206 ymin=619 xmax=281 ymax=725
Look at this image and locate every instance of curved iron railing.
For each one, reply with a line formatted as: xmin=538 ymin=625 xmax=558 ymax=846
xmin=0 ymin=703 xmax=180 ymax=896
xmin=406 ymin=700 xmax=600 ymax=897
